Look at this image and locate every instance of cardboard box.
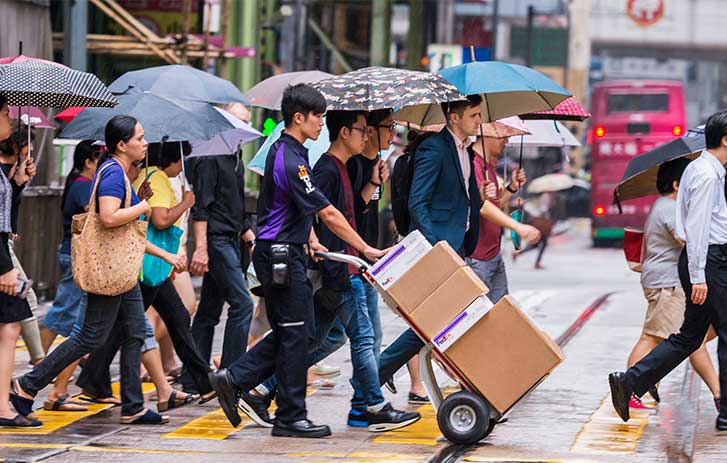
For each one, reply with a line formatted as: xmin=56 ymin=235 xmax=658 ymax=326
xmin=410 ymin=267 xmax=488 ymax=339
xmin=432 ymin=296 xmax=494 ymax=351
xmin=442 ymin=295 xmax=565 ymax=415
xmin=384 ymin=241 xmax=467 ymax=313
xmin=369 ymin=230 xmax=432 ymax=290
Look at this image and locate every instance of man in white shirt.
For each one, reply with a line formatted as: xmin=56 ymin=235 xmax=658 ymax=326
xmin=609 ymin=111 xmax=727 ymax=430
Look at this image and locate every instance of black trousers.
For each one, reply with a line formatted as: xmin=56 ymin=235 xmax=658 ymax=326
xmin=227 ymin=241 xmax=315 ymax=423
xmin=626 ymin=246 xmax=727 ymax=412
xmin=77 ymin=278 xmax=214 ymax=396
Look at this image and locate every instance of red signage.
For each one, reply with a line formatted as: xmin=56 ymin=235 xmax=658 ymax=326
xmin=626 ymin=0 xmax=665 ymax=27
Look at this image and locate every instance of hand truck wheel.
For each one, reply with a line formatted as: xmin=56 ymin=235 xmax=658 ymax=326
xmin=436 ymin=391 xmax=495 ymax=444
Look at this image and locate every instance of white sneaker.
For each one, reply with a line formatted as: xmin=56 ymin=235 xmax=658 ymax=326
xmin=310 ymin=362 xmax=341 ymax=379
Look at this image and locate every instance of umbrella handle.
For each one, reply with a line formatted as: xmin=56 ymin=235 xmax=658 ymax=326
xmin=180 ymin=141 xmax=190 ymax=191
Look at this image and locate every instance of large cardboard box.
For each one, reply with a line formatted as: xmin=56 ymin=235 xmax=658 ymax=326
xmin=437 ymin=295 xmax=565 ymax=415
xmin=369 ymin=230 xmax=432 ymax=290
xmin=384 ymin=241 xmax=467 ymax=313
xmin=410 ymin=266 xmax=488 ymax=339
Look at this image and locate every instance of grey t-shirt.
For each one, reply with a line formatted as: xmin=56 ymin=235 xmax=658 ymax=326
xmin=641 ymin=196 xmax=682 ymax=288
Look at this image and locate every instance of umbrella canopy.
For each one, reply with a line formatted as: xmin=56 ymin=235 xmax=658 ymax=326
xmin=0 ymin=55 xmax=117 ymax=108
xmin=438 ymin=61 xmax=572 ymax=122
xmin=9 ymin=106 xmax=54 ymax=129
xmin=521 ymin=97 xmax=591 ymax=122
xmin=247 ymin=118 xmax=395 ymax=175
xmin=403 ymin=116 xmax=529 ymax=137
xmin=312 ymin=66 xmax=466 ymax=126
xmin=527 ymin=173 xmax=575 ymax=194
xmin=108 ymin=64 xmax=249 ymax=105
xmin=55 ymin=106 xmax=84 ymax=123
xmin=246 ymin=70 xmax=334 ymax=110
xmin=189 ymin=109 xmax=263 ymax=158
xmin=615 ymin=134 xmax=704 ymax=202
xmin=59 ymin=91 xmax=235 ymax=143
xmin=508 ymin=120 xmax=580 ymax=147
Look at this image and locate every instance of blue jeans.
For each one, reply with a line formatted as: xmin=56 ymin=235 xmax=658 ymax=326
xmin=260 ymin=283 xmax=385 ymax=410
xmin=190 ymin=234 xmax=254 ymax=369
xmin=21 ymin=284 xmax=147 ymax=416
xmin=378 ymin=328 xmax=424 ymax=386
xmin=43 ymin=250 xmax=86 ymax=338
xmin=467 ymin=254 xmax=509 ymax=304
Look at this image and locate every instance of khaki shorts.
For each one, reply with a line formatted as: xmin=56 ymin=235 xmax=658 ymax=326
xmin=642 ymin=286 xmax=686 ymax=339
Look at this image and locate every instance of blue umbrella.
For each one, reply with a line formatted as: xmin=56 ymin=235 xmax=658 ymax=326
xmin=438 ymin=61 xmax=572 ymax=122
xmin=248 ymin=119 xmax=394 ymax=176
xmin=188 ymin=107 xmax=263 ymax=158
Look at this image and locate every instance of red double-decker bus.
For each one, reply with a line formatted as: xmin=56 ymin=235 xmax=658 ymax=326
xmin=589 ymin=80 xmax=686 ymax=246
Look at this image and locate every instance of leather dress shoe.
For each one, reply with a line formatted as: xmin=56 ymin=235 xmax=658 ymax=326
xmin=608 ymin=372 xmax=632 ymax=422
xmin=272 ymin=419 xmax=331 ymax=438
xmin=208 ymin=369 xmax=241 ymax=427
xmin=716 ymin=414 xmax=727 ymax=431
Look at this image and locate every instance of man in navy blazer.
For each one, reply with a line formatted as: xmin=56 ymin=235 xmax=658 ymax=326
xmin=408 ymin=95 xmax=484 ymax=255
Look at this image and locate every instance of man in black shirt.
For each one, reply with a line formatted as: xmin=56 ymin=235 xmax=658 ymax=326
xmin=185 ymin=143 xmax=256 ymax=390
xmin=208 ymin=85 xmax=387 ymax=439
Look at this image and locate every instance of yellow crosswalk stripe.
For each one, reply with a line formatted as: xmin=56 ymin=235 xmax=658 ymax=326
xmin=0 ymin=382 xmax=155 ymax=435
xmin=163 ymin=385 xmax=320 ymax=440
xmin=372 ymin=404 xmax=441 ymax=446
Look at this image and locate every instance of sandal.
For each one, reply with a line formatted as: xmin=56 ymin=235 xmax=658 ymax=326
xmin=408 ymin=392 xmax=430 ymax=405
xmin=157 ymin=390 xmax=199 ymax=413
xmin=198 ymin=391 xmax=218 ymax=405
xmin=10 ymin=379 xmax=34 ymax=417
xmin=120 ymin=408 xmax=169 ymax=425
xmin=44 ymin=394 xmax=89 ymax=412
xmin=0 ymin=414 xmax=42 ymax=428
xmin=77 ymin=393 xmax=121 ymax=406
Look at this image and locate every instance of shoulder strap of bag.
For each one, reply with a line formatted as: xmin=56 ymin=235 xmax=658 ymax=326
xmin=87 ymin=160 xmax=117 ymax=213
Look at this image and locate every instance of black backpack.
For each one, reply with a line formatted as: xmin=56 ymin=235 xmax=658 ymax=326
xmin=391 ymin=151 xmax=415 ymax=237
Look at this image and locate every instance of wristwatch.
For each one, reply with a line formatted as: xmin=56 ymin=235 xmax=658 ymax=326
xmin=506 ymin=183 xmax=518 ymax=194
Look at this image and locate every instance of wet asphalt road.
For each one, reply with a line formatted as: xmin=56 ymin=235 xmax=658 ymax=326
xmin=1 ymin=220 xmax=725 ymax=463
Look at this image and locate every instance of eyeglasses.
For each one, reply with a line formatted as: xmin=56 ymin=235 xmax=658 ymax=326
xmin=351 ymin=126 xmax=367 ymax=134
xmin=376 ymin=122 xmax=397 ymax=131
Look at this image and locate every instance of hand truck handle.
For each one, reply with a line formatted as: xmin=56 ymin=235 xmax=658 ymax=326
xmin=313 ymin=251 xmax=371 ymax=273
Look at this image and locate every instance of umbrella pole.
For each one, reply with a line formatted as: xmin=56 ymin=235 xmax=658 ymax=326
xmin=179 ymin=141 xmax=189 ymax=191
xmin=478 ymin=124 xmax=490 ymax=184
xmin=469 ymin=45 xmax=476 ymax=62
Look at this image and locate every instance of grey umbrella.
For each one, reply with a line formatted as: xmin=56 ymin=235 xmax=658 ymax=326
xmin=58 ymin=91 xmax=235 ymax=143
xmin=108 ymin=65 xmax=249 ymax=105
xmin=245 ymin=70 xmax=334 ymax=110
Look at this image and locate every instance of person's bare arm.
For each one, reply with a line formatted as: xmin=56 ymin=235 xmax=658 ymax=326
xmin=98 ymin=196 xmax=150 ymax=228
xmin=150 ymin=190 xmax=195 ymax=230
xmin=145 ymin=241 xmax=186 ymax=272
xmin=190 ymin=220 xmax=209 ymax=274
xmin=480 ymin=201 xmax=541 ymax=245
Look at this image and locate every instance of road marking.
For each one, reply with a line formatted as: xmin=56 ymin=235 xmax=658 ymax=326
xmin=570 ymin=393 xmax=652 ymax=454
xmin=163 ymin=385 xmax=320 ymax=440
xmin=464 ymin=458 xmax=588 ymax=462
xmin=0 ymin=382 xmax=155 ymax=435
xmin=372 ymin=403 xmax=441 ymax=446
xmin=287 ymin=452 xmax=428 ymax=463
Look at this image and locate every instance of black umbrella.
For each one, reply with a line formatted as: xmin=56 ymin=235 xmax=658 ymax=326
xmin=108 ymin=65 xmax=249 ymax=105
xmin=614 ymin=134 xmax=704 ymax=204
xmin=0 ymin=56 xmax=117 ymax=108
xmin=59 ymin=91 xmax=235 ymax=143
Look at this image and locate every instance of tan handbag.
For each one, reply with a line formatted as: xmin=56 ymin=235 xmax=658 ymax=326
xmin=71 ymin=161 xmax=148 ymax=296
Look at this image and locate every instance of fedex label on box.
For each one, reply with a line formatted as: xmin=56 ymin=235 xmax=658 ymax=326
xmin=369 ymin=230 xmax=432 ymax=289
xmin=433 ymin=296 xmax=493 ymax=352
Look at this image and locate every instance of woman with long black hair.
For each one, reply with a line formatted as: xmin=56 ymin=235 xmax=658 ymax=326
xmin=12 ymin=115 xmax=185 ymax=425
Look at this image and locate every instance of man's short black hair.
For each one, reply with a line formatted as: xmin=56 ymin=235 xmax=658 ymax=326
xmin=656 ymin=157 xmax=691 ymax=195
xmin=281 ymin=84 xmax=327 ymax=127
xmin=441 ymin=94 xmax=482 ymax=121
xmin=326 ymin=110 xmax=366 ymax=143
xmin=366 ymin=109 xmax=393 ymax=127
xmin=705 ymin=110 xmax=727 ymax=149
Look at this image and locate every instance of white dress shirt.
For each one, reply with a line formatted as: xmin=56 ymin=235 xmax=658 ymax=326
xmin=675 ymin=150 xmax=727 ymax=283
xmin=447 ymin=127 xmax=473 ymax=230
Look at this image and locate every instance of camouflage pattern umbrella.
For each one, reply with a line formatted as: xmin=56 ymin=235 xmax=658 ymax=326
xmin=312 ymin=67 xmax=466 ymax=126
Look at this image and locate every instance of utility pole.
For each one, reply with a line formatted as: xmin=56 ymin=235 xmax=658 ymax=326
xmin=370 ymin=0 xmax=391 ymax=66
xmin=491 ymin=0 xmax=499 ymax=60
xmin=406 ymin=0 xmax=423 ymax=70
xmin=63 ymin=0 xmax=88 ymax=71
xmin=563 ymin=0 xmax=571 ymax=89
xmin=525 ymin=5 xmax=535 ymax=67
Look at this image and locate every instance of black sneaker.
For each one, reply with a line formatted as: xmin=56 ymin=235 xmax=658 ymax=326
xmin=238 ymin=391 xmax=273 ymax=428
xmin=272 ymin=419 xmax=331 ymax=438
xmin=647 ymin=385 xmax=660 ymax=403
xmin=384 ymin=377 xmax=397 ymax=395
xmin=717 ymin=414 xmax=727 ymax=431
xmin=608 ymin=372 xmax=632 ymax=422
xmin=367 ymin=403 xmax=420 ymax=432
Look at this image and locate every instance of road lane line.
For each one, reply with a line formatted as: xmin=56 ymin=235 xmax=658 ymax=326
xmin=0 ymin=382 xmax=155 ymax=436
xmin=570 ymin=393 xmax=653 ymax=454
xmin=162 ymin=385 xmax=321 ymax=440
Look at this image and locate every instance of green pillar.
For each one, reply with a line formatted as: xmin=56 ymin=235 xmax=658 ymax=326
xmin=227 ymin=0 xmax=262 ymax=191
xmin=370 ymin=0 xmax=391 ymax=66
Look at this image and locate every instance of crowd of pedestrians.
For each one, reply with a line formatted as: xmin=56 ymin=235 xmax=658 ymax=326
xmin=0 ymin=83 xmax=546 ymax=436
